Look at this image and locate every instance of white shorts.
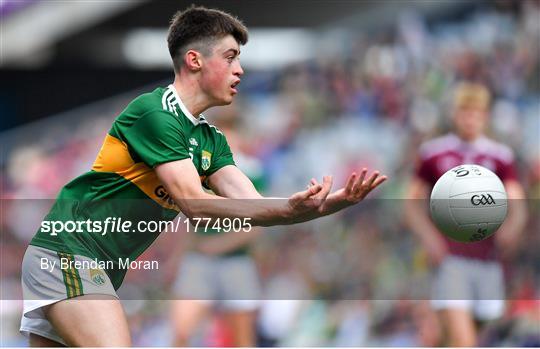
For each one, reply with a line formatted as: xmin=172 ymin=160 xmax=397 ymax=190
xmin=431 ymin=255 xmax=505 ymax=321
xmin=20 ymin=245 xmax=118 ymax=344
xmin=173 ymin=252 xmax=261 ymax=311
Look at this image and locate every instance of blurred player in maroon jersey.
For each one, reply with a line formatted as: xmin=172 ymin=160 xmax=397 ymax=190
xmin=406 ymin=82 xmax=528 ymax=346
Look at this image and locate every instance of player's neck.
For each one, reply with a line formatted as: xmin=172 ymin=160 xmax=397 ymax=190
xmin=172 ymin=76 xmax=210 ymax=117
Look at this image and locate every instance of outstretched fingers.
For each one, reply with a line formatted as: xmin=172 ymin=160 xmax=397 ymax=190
xmin=342 ymin=169 xmax=388 ymax=201
xmin=344 ymin=172 xmax=356 ymax=194
xmin=358 ymin=171 xmax=388 ymax=199
xmin=371 ymin=175 xmax=388 ymax=189
xmin=351 ymin=168 xmax=367 ymax=194
xmin=365 ymin=171 xmax=380 ymax=188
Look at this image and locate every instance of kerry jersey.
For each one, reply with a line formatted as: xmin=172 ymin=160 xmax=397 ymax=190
xmin=415 ymin=133 xmax=518 ymax=260
xmin=30 ymin=84 xmax=235 ymax=288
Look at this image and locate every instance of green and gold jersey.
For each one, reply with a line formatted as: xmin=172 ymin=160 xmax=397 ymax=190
xmin=30 ymin=85 xmax=235 ymax=289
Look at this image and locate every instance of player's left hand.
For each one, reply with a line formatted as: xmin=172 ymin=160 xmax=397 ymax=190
xmin=311 ymin=168 xmax=387 ymax=210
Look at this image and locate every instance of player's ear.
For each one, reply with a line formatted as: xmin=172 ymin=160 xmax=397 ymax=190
xmin=184 ymin=50 xmax=202 ymax=72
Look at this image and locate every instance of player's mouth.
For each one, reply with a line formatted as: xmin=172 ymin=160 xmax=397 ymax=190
xmin=230 ymin=80 xmax=240 ymax=94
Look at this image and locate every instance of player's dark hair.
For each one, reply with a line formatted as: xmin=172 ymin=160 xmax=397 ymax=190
xmin=167 ymin=6 xmax=248 ymax=72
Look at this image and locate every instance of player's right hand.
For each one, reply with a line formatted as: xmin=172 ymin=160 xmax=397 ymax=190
xmin=287 ymin=175 xmax=333 ymax=218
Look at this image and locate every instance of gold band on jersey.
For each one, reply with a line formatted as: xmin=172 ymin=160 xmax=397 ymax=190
xmin=92 ymin=134 xmax=180 ymax=211
xmin=57 ymin=253 xmax=83 ymax=298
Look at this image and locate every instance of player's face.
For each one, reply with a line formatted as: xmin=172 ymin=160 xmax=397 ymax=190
xmin=453 ymin=106 xmax=488 ymax=141
xmin=200 ymin=35 xmax=243 ymax=106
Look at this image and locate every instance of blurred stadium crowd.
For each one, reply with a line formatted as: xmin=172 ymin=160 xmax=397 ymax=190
xmin=1 ymin=0 xmax=539 ymax=346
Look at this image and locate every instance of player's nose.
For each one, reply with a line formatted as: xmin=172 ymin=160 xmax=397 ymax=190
xmin=234 ymin=62 xmax=244 ymax=77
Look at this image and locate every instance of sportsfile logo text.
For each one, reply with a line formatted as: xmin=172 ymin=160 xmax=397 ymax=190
xmin=40 ymin=217 xmax=253 ymax=236
xmin=40 ymin=217 xmax=181 ymax=236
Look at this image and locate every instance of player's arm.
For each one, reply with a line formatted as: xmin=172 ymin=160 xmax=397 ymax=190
xmin=404 ymin=176 xmax=448 ymax=265
xmin=206 ymin=165 xmax=263 ymax=199
xmin=193 ymin=166 xmax=386 ymax=254
xmin=207 ymin=164 xmax=387 ymax=220
xmin=191 ymin=165 xmax=263 ymax=255
xmin=155 ymin=159 xmax=332 ymax=226
xmin=495 ymin=179 xmax=527 ymax=258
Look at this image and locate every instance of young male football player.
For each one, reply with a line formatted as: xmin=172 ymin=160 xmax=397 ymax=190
xmin=406 ymin=82 xmax=527 ymax=346
xmin=20 ymin=6 xmax=387 ymax=346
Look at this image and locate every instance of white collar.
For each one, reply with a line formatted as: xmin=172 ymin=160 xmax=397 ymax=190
xmin=168 ymin=84 xmax=206 ymax=126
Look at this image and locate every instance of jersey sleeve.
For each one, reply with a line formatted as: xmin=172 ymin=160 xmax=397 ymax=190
xmin=123 ymin=110 xmax=190 ymax=168
xmin=206 ymin=132 xmax=235 ymax=176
